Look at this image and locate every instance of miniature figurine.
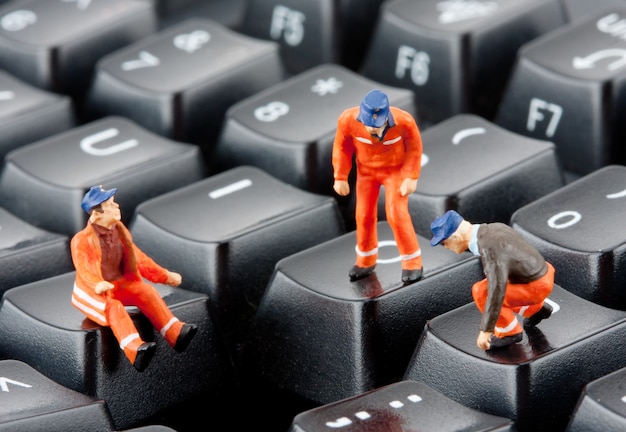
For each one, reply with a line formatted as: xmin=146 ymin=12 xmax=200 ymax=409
xmin=70 ymin=185 xmax=197 ymax=371
xmin=430 ymin=210 xmax=554 ymax=350
xmin=332 ymin=89 xmax=423 ymax=284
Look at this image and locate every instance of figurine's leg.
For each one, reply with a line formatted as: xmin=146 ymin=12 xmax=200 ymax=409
xmin=115 ymin=281 xmax=197 ymax=353
xmin=353 ymin=171 xmax=379 ymax=269
xmin=103 ymin=297 xmax=155 ymax=370
xmin=508 ymin=263 xmax=555 ymax=325
xmin=472 ymin=279 xmax=523 ymax=338
xmin=383 ymin=172 xmax=422 ymax=282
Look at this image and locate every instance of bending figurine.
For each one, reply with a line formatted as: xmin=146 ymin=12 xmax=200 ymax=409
xmin=70 ymin=185 xmax=197 ymax=371
xmin=430 ymin=210 xmax=554 ymax=350
xmin=332 ymin=89 xmax=423 ymax=284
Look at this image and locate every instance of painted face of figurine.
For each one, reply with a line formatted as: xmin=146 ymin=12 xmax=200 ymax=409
xmin=91 ymin=197 xmax=121 ymax=228
xmin=441 ymin=229 xmax=467 ymax=254
xmin=364 ymin=124 xmax=386 ymax=138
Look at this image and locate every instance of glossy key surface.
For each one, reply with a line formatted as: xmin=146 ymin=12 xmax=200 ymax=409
xmin=290 ymin=380 xmax=514 ymax=432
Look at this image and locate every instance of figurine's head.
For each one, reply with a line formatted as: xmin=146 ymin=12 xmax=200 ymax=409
xmin=358 ymin=89 xmax=390 ymax=128
xmin=81 ymin=185 xmax=118 ymax=213
xmin=430 ymin=210 xmax=464 ymax=247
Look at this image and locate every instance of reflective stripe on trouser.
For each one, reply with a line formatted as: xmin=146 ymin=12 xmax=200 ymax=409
xmin=472 ymin=263 xmax=555 ymax=338
xmin=72 ymin=280 xmax=185 ymax=364
xmin=354 ymin=164 xmax=421 ymax=269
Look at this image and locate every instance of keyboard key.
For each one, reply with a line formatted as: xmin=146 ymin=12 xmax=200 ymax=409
xmin=404 ymin=284 xmax=626 ymax=432
xmin=212 ymin=63 xmax=416 ymax=194
xmin=0 ymin=116 xmax=206 ymax=235
xmin=0 ymin=206 xmax=73 ymax=293
xmin=290 ymin=380 xmax=514 ymax=432
xmin=129 ymin=165 xmax=345 ymax=353
xmin=86 ymin=18 xmax=284 ymax=146
xmin=511 ymin=165 xmax=626 ymax=310
xmin=396 ymin=114 xmax=564 ymax=238
xmin=0 ymin=69 xmax=74 ymax=159
xmin=360 ymin=0 xmax=566 ymax=126
xmin=0 ymin=359 xmax=115 ymax=431
xmin=241 ymin=221 xmax=482 ymax=405
xmin=563 ymin=0 xmax=626 ymax=21
xmin=566 ymin=366 xmax=626 ymax=432
xmin=0 ymin=0 xmax=156 ymax=98
xmin=0 ymin=272 xmax=234 ymax=430
xmin=496 ymin=8 xmax=626 ymax=176
xmin=239 ymin=0 xmax=342 ymax=74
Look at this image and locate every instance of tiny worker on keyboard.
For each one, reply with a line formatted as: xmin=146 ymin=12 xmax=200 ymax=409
xmin=430 ymin=210 xmax=554 ymax=350
xmin=70 ymin=185 xmax=198 ymax=372
xmin=332 ymin=89 xmax=424 ymax=284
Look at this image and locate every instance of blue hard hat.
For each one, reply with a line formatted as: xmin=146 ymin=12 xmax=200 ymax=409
xmin=357 ymin=89 xmax=389 ymax=128
xmin=81 ymin=185 xmax=117 ymax=213
xmin=430 ymin=210 xmax=464 ymax=246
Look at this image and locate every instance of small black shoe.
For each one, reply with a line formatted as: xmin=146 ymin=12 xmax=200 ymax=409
xmin=133 ymin=342 xmax=157 ymax=372
xmin=525 ymin=302 xmax=553 ymax=327
xmin=174 ymin=324 xmax=198 ymax=353
xmin=349 ymin=265 xmax=376 ymax=281
xmin=401 ymin=268 xmax=423 ymax=284
xmin=489 ymin=333 xmax=523 ymax=349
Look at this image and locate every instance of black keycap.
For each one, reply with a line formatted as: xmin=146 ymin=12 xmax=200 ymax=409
xmin=566 ymin=366 xmax=626 ymax=432
xmin=360 ymin=0 xmax=566 ymax=126
xmin=404 ymin=284 xmax=626 ymax=432
xmin=290 ymin=380 xmax=514 ymax=432
xmin=394 ymin=114 xmax=564 ymax=238
xmin=212 ymin=63 xmax=416 ymax=194
xmin=496 ymin=8 xmax=626 ymax=176
xmin=0 ymin=116 xmax=206 ymax=235
xmin=0 ymin=272 xmax=234 ymax=430
xmin=0 ymin=69 xmax=74 ymax=159
xmin=511 ymin=165 xmax=626 ymax=310
xmin=0 ymin=206 xmax=73 ymax=293
xmin=129 ymin=165 xmax=345 ymax=353
xmin=0 ymin=0 xmax=156 ymax=97
xmin=86 ymin=18 xmax=284 ymax=147
xmin=239 ymin=0 xmax=345 ymax=74
xmin=241 ymin=221 xmax=482 ymax=405
xmin=0 ymin=359 xmax=115 ymax=432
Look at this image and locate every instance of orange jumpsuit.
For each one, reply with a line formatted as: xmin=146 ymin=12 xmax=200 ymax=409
xmin=332 ymin=106 xmax=422 ymax=270
xmin=71 ymin=221 xmax=186 ymax=365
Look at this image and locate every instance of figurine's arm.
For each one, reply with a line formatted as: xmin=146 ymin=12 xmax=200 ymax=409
xmin=479 ymin=252 xmax=508 ymax=333
xmin=398 ymin=110 xmax=423 ymax=184
xmin=332 ymin=111 xmax=355 ymax=194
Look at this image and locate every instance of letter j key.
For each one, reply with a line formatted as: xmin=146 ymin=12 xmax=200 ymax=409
xmin=511 ymin=165 xmax=626 ymax=310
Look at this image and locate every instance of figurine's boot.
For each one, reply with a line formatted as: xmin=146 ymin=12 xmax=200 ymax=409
xmin=523 ymin=301 xmax=553 ymax=327
xmin=351 ymin=250 xmax=377 ymax=281
xmin=160 ymin=319 xmax=198 ymax=353
xmin=401 ymin=254 xmax=423 ymax=284
xmin=489 ymin=333 xmax=523 ymax=349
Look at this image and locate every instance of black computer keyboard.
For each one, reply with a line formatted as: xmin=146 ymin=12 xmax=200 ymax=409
xmin=0 ymin=0 xmax=626 ymax=431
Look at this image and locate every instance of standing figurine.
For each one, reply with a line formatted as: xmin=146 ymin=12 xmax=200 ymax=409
xmin=332 ymin=89 xmax=423 ymax=284
xmin=430 ymin=210 xmax=554 ymax=350
xmin=70 ymin=185 xmax=197 ymax=371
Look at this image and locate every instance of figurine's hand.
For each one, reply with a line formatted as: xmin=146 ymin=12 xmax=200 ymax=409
xmin=400 ymin=178 xmax=418 ymax=196
xmin=94 ymin=281 xmax=114 ymax=295
xmin=476 ymin=331 xmax=493 ymax=351
xmin=333 ymin=180 xmax=350 ymax=196
xmin=166 ymin=271 xmax=182 ymax=287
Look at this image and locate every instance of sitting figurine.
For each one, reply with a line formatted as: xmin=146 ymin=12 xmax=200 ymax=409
xmin=430 ymin=210 xmax=554 ymax=350
xmin=70 ymin=185 xmax=197 ymax=371
xmin=332 ymin=89 xmax=424 ymax=284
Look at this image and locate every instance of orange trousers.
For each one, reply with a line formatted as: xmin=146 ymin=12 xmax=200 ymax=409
xmin=472 ymin=263 xmax=555 ymax=337
xmin=103 ymin=279 xmax=185 ymax=364
xmin=354 ymin=164 xmax=421 ymax=270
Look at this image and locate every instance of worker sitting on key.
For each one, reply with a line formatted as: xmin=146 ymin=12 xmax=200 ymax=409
xmin=70 ymin=185 xmax=197 ymax=371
